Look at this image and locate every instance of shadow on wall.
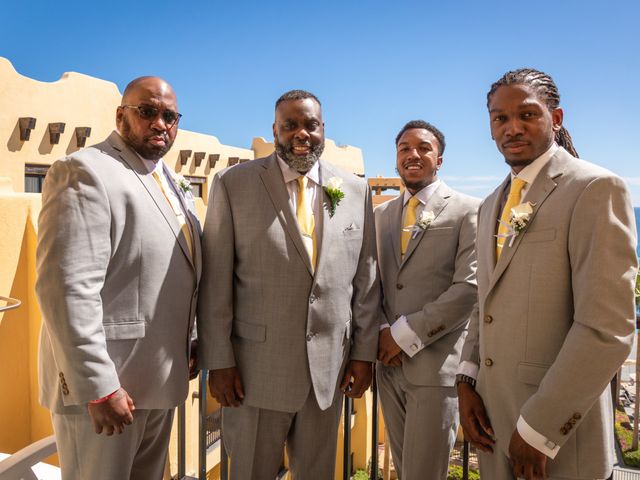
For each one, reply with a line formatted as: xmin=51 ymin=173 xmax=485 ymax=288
xmin=6 ymin=120 xmax=24 ymax=153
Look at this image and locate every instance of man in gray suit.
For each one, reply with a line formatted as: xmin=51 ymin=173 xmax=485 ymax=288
xmin=198 ymin=90 xmax=379 ymax=479
xmin=457 ymin=68 xmax=637 ymax=480
xmin=37 ymin=76 xmax=201 ymax=479
xmin=375 ymin=120 xmax=478 ymax=479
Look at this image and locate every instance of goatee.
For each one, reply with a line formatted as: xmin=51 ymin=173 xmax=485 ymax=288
xmin=275 ymin=140 xmax=324 ymax=173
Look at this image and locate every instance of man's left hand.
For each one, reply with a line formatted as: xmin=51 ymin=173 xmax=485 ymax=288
xmin=377 ymin=328 xmax=402 ymax=365
xmin=509 ymin=429 xmax=548 ymax=480
xmin=188 ymin=339 xmax=199 ymax=380
xmin=340 ymin=360 xmax=372 ymax=398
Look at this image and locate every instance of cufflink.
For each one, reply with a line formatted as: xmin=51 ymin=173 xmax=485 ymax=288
xmin=410 ymin=344 xmax=418 ymax=352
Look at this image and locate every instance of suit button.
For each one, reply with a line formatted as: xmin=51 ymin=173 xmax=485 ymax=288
xmin=396 ymin=283 xmax=403 ymax=290
xmin=309 ymin=295 xmax=316 ymax=304
xmin=484 ymin=358 xmax=494 ymax=367
xmin=560 ymin=426 xmax=568 ymax=435
xmin=59 ymin=372 xmax=64 ymax=378
xmin=484 ymin=315 xmax=493 ymax=324
xmin=573 ymin=413 xmax=582 ymax=420
xmin=306 ymin=333 xmax=314 ymax=341
xmin=395 ymin=314 xmax=400 ymax=320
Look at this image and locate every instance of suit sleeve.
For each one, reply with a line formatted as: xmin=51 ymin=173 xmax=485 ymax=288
xmin=520 ymin=175 xmax=637 ymax=448
xmin=405 ymin=200 xmax=479 ymax=347
xmin=35 ymin=158 xmax=120 ymax=405
xmin=197 ymin=173 xmax=237 ymax=369
xmin=349 ymin=185 xmax=382 ymax=362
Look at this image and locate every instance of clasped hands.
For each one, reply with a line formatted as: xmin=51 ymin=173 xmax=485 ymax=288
xmin=209 ymin=360 xmax=373 ymax=407
xmin=457 ymin=383 xmax=548 ymax=479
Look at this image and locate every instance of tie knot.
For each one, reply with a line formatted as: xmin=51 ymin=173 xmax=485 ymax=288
xmin=408 ymin=196 xmax=421 ymax=208
xmin=297 ymin=176 xmax=308 ymax=191
xmin=510 ymin=177 xmax=527 ymax=195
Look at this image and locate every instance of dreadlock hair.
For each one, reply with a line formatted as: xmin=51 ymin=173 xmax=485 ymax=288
xmin=487 ymin=68 xmax=578 ymax=158
xmin=395 ymin=120 xmax=446 ymax=156
xmin=275 ymin=89 xmax=321 ymax=109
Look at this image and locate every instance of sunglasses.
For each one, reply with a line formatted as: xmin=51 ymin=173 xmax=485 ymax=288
xmin=121 ymin=104 xmax=182 ymax=128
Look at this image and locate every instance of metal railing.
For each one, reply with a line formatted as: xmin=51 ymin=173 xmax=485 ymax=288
xmin=0 ymin=295 xmax=21 ymax=313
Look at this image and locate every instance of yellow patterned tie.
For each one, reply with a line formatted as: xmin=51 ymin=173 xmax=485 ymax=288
xmin=496 ymin=177 xmax=527 ymax=260
xmin=296 ymin=176 xmax=316 ymax=270
xmin=151 ymin=171 xmax=193 ymax=259
xmin=401 ymin=196 xmax=420 ymax=258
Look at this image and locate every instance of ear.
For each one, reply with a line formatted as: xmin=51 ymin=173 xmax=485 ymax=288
xmin=115 ymin=106 xmax=124 ymax=129
xmin=436 ymin=155 xmax=444 ymax=169
xmin=551 ymin=107 xmax=563 ymax=132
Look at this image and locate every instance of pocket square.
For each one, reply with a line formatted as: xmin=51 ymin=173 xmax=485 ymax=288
xmin=344 ymin=223 xmax=359 ymax=231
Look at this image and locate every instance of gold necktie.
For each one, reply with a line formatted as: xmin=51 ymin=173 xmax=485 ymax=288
xmin=496 ymin=177 xmax=527 ymax=260
xmin=296 ymin=176 xmax=316 ymax=270
xmin=401 ymin=196 xmax=421 ymax=258
xmin=152 ymin=171 xmax=193 ymax=259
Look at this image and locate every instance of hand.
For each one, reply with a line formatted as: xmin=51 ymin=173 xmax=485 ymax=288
xmin=377 ymin=328 xmax=402 ymax=365
xmin=387 ymin=353 xmax=402 ymax=367
xmin=188 ymin=339 xmax=199 ymax=381
xmin=87 ymin=387 xmax=135 ymax=436
xmin=340 ymin=360 xmax=372 ymax=398
xmin=209 ymin=367 xmax=244 ymax=407
xmin=457 ymin=382 xmax=495 ymax=453
xmin=509 ymin=429 xmax=548 ymax=479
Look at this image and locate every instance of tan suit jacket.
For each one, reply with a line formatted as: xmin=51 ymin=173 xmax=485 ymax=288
xmin=197 ymin=154 xmax=380 ymax=411
xmin=37 ymin=131 xmax=201 ymax=413
xmin=460 ymin=147 xmax=637 ymax=478
xmin=375 ymin=182 xmax=479 ymax=385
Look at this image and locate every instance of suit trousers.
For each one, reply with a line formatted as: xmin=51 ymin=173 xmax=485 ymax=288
xmin=477 ymin=450 xmax=607 ymax=480
xmin=52 ymin=408 xmax=174 ymax=480
xmin=222 ymin=388 xmax=343 ymax=480
xmin=377 ymin=363 xmax=458 ymax=480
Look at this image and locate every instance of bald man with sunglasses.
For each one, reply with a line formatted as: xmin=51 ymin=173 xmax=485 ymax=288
xmin=36 ymin=76 xmax=201 ymax=479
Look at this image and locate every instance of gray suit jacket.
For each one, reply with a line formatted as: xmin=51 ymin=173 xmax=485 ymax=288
xmin=460 ymin=147 xmax=637 ymax=478
xmin=37 ymin=131 xmax=201 ymax=414
xmin=375 ymin=182 xmax=479 ymax=386
xmin=197 ymin=154 xmax=380 ymax=411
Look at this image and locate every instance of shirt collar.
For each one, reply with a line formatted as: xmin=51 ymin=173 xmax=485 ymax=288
xmin=277 ymin=154 xmax=321 ymax=186
xmin=403 ymin=179 xmax=441 ymax=206
xmin=510 ymin=143 xmax=558 ymax=185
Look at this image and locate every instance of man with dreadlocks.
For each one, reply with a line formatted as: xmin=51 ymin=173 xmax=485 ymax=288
xmin=456 ymin=68 xmax=637 ymax=479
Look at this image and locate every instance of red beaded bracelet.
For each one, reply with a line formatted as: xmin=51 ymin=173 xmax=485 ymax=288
xmin=88 ymin=389 xmax=119 ymax=404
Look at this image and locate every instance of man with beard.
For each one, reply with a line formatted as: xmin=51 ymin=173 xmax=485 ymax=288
xmin=198 ymin=89 xmax=380 ymax=479
xmin=374 ymin=120 xmax=479 ymax=479
xmin=36 ymin=76 xmax=201 ymax=479
xmin=457 ymin=68 xmax=637 ymax=480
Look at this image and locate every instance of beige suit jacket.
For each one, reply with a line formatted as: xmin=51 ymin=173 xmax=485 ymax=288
xmin=197 ymin=154 xmax=380 ymax=411
xmin=375 ymin=182 xmax=479 ymax=386
xmin=37 ymin=131 xmax=201 ymax=414
xmin=460 ymin=147 xmax=637 ymax=478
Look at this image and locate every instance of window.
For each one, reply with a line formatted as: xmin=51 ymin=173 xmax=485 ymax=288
xmin=25 ymin=164 xmax=50 ymax=193
xmin=184 ymin=176 xmax=206 ymax=198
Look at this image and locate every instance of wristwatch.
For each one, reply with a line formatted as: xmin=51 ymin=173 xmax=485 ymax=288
xmin=455 ymin=374 xmax=476 ymax=388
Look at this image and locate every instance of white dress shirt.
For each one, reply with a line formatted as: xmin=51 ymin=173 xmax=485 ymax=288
xmin=457 ymin=143 xmax=561 ymax=459
xmin=381 ymin=180 xmax=442 ymax=358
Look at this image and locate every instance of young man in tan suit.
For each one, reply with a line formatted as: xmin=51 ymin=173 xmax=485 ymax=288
xmin=457 ymin=68 xmax=637 ymax=480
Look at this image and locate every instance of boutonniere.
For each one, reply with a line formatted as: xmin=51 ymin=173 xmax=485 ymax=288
xmin=404 ymin=211 xmax=435 ymax=239
xmin=174 ymin=174 xmax=192 ymax=194
xmin=497 ymin=201 xmax=536 ymax=246
xmin=323 ymin=176 xmax=345 ymax=217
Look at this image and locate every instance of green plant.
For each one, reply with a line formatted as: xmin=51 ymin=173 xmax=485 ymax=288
xmin=352 ymin=470 xmax=369 ymax=480
xmin=614 ymin=406 xmax=640 ymax=467
xmin=635 ymin=271 xmax=640 ymax=304
xmin=447 ymin=464 xmax=481 ymax=480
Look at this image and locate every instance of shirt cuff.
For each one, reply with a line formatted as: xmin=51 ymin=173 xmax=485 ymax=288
xmin=456 ymin=361 xmax=479 ymax=379
xmin=390 ymin=316 xmax=423 ymax=357
xmin=516 ymin=416 xmax=560 ymax=459
xmin=380 ymin=323 xmax=390 ymax=331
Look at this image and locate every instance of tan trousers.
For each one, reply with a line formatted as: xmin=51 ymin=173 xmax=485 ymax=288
xmin=377 ymin=363 xmax=458 ymax=480
xmin=52 ymin=408 xmax=174 ymax=480
xmin=222 ymin=389 xmax=343 ymax=480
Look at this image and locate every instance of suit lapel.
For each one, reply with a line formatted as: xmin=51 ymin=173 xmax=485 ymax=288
xmin=386 ymin=196 xmax=404 ymax=269
xmin=401 ymin=182 xmax=450 ymax=267
xmin=259 ymin=154 xmax=314 ymax=276
xmin=487 ymin=155 xmax=564 ymax=295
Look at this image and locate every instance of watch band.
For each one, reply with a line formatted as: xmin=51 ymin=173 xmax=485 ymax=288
xmin=455 ymin=373 xmax=477 ymax=388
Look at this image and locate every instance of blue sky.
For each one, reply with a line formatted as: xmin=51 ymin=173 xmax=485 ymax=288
xmin=2 ymin=0 xmax=639 ymax=203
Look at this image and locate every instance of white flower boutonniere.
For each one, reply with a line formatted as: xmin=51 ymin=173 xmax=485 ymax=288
xmin=497 ymin=201 xmax=536 ymax=247
xmin=175 ymin=174 xmax=192 ymax=194
xmin=404 ymin=210 xmax=435 ymax=238
xmin=323 ymin=176 xmax=345 ymax=217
